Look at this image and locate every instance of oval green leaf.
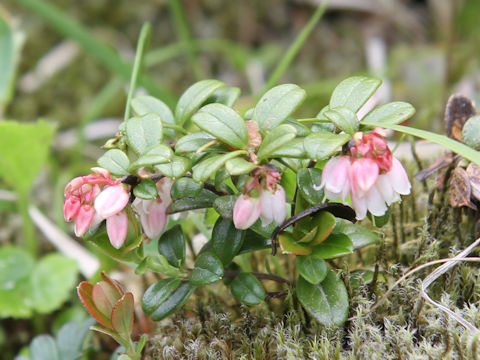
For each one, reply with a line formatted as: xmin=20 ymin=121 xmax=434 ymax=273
xmin=126 ymin=113 xmax=163 ymax=155
xmin=361 ymin=101 xmax=415 ymax=125
xmin=158 ymin=225 xmax=186 ymax=267
xmin=142 ymin=278 xmax=181 ymax=315
xmin=171 ymin=177 xmax=203 ymax=199
xmin=192 ymin=103 xmax=248 ymax=149
xmin=297 ymin=255 xmax=328 ymax=285
xmin=230 ymin=273 xmax=265 ymax=306
xmin=133 ymin=179 xmax=158 ymax=200
xmin=330 ymin=76 xmax=381 ymax=113
xmin=256 ymin=124 xmax=297 ymax=160
xmin=211 ymin=218 xmax=245 ymax=265
xmin=131 ymin=95 xmax=177 ymax=137
xmin=296 ymin=271 xmax=349 ymax=327
xmin=253 ymin=84 xmax=306 ymax=129
xmin=155 ymin=155 xmax=191 ymax=178
xmin=304 ymin=131 xmax=351 ymax=160
xmin=98 ymin=149 xmax=130 ymax=176
xmin=148 ymin=281 xmax=196 ymax=321
xmin=225 ymin=157 xmax=255 ymax=176
xmin=175 ymin=79 xmax=225 ymax=125
xmin=297 ymin=168 xmax=323 ymax=206
xmin=189 ymin=252 xmax=224 ymax=286
xmin=192 ymin=150 xmax=247 ymax=182
xmin=129 ymin=144 xmax=173 ymax=170
xmin=207 ymin=86 xmax=241 ymax=107
xmin=324 ymin=106 xmax=357 ymax=135
xmin=311 ymin=233 xmax=353 ymax=259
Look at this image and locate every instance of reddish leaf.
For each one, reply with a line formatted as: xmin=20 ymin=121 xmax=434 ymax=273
xmin=111 ymin=293 xmax=134 ymax=337
xmin=77 ymin=281 xmax=112 ymax=329
xmin=100 ymin=271 xmax=124 ymax=296
xmin=92 ymin=281 xmax=121 ymax=319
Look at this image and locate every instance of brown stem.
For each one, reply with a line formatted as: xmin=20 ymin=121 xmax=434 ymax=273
xmin=223 ymin=269 xmax=294 ymax=287
xmin=265 ymin=290 xmax=290 ymax=300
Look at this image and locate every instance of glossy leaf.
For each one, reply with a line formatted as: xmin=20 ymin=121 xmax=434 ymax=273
xmin=238 ymin=231 xmax=271 ymax=254
xmin=296 ymin=271 xmax=349 ymax=326
xmin=279 ymin=233 xmax=312 ymax=255
xmin=338 ymin=223 xmax=378 ymax=250
xmin=213 ymin=195 xmax=236 ymax=219
xmin=225 ymin=157 xmax=255 ymax=176
xmin=133 ymin=179 xmax=158 ymax=200
xmin=98 ymin=149 xmax=130 ymax=176
xmin=192 ymin=150 xmax=247 ymax=182
xmin=175 ymin=132 xmax=217 ymax=153
xmin=77 ymin=281 xmax=112 ymax=328
xmin=256 ymin=124 xmax=297 ymax=160
xmin=30 ymin=335 xmax=59 ymax=360
xmin=129 ymin=144 xmax=173 ymax=170
xmin=211 ymin=218 xmax=245 ymax=265
xmin=175 ymin=79 xmax=225 ymax=125
xmin=146 ymin=281 xmax=196 ymax=321
xmin=189 ymin=252 xmax=224 ymax=286
xmin=30 ymin=254 xmax=78 ymax=314
xmin=192 ymin=103 xmax=248 ymax=148
xmin=166 ymin=188 xmax=217 ymax=214
xmin=142 ymin=278 xmax=180 ymax=315
xmin=304 ymin=131 xmax=351 ymax=160
xmin=131 ymin=95 xmax=177 ymax=137
xmin=285 ymin=118 xmax=311 ymax=137
xmin=230 ymin=273 xmax=265 ymax=305
xmin=0 ymin=121 xmax=54 ymax=194
xmin=157 ymin=225 xmax=185 ymax=267
xmin=297 ymin=255 xmax=328 ymax=285
xmin=208 ymin=86 xmax=241 ymax=107
xmin=126 ymin=113 xmax=163 ymax=155
xmin=253 ymin=84 xmax=306 ymax=129
xmin=324 ymin=106 xmax=357 ymax=135
xmin=330 ymin=76 xmax=381 ymax=113
xmin=361 ymin=101 xmax=415 ymax=125
xmin=297 ymin=168 xmax=323 ymax=206
xmin=171 ymin=177 xmax=203 ymax=199
xmin=311 ymin=233 xmax=353 ymax=259
xmin=111 ymin=293 xmax=134 ymax=337
xmin=155 ymin=155 xmax=191 ymax=178
xmin=268 ymin=138 xmax=306 ymax=158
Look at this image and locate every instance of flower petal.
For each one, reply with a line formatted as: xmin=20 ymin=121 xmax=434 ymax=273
xmin=365 ymin=186 xmax=388 ymax=217
xmin=233 ymin=195 xmax=261 ymax=230
xmin=106 ymin=211 xmax=128 ymax=249
xmin=388 ymin=157 xmax=411 ymax=195
xmin=94 ymin=185 xmax=129 ymax=219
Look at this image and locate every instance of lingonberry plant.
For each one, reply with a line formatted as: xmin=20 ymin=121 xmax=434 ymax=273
xmin=66 ymin=72 xmax=420 ymax=357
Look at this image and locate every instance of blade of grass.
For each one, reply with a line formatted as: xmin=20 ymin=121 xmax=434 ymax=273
xmin=168 ymin=0 xmax=203 ymax=79
xmin=260 ymin=2 xmax=329 ymax=95
xmin=16 ymin=0 xmax=176 ymax=107
xmin=124 ymin=22 xmax=152 ymax=121
xmin=361 ymin=121 xmax=480 ymax=165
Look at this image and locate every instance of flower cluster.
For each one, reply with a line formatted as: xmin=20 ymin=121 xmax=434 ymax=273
xmin=320 ymin=128 xmax=411 ymax=220
xmin=233 ymin=167 xmax=287 ymax=229
xmin=132 ymin=177 xmax=173 ymax=240
xmin=64 ymin=168 xmax=129 ymax=248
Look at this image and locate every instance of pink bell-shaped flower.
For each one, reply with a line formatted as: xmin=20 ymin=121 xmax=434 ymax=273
xmin=133 ymin=199 xmax=168 ymax=240
xmin=350 ymin=158 xmax=379 ymax=198
xmin=106 ymin=211 xmax=128 ymax=249
xmin=74 ymin=204 xmax=95 ymax=237
xmin=320 ymin=156 xmax=351 ymax=201
xmin=94 ymin=185 xmax=129 ymax=219
xmin=64 ymin=195 xmax=81 ymax=221
xmin=233 ymin=195 xmax=261 ymax=230
xmin=259 ymin=186 xmax=287 ymax=226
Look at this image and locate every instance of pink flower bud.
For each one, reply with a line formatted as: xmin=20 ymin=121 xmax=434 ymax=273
xmin=94 ymin=185 xmax=129 ymax=219
xmin=106 ymin=211 xmax=128 ymax=249
xmin=233 ymin=195 xmax=261 ymax=230
xmin=350 ymin=158 xmax=379 ymax=197
xmin=91 ymin=167 xmax=110 ymax=179
xmin=75 ymin=205 xmax=95 ymax=236
xmin=134 ymin=200 xmax=168 ymax=240
xmin=259 ymin=186 xmax=287 ymax=226
xmin=64 ymin=195 xmax=81 ymax=221
xmin=64 ymin=176 xmax=84 ymax=195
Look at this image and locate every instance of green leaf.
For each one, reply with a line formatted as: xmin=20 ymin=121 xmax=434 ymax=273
xmin=175 ymin=132 xmax=218 ymax=153
xmin=297 ymin=168 xmax=323 ymax=206
xmin=56 ymin=319 xmax=95 ymax=360
xmin=146 ymin=281 xmax=196 ymax=321
xmin=338 ymin=223 xmax=378 ymax=250
xmin=253 ymin=84 xmax=306 ymax=129
xmin=330 ymin=76 xmax=381 ymax=113
xmin=279 ymin=233 xmax=312 ymax=255
xmin=126 ymin=113 xmax=163 ymax=155
xmin=225 ymin=157 xmax=255 ymax=176
xmin=86 ymin=227 xmax=142 ymax=264
xmin=211 ymin=218 xmax=245 ymax=265
xmin=131 ymin=95 xmax=177 ymax=137
xmin=311 ymin=233 xmax=353 ymax=259
xmin=192 ymin=150 xmax=247 ymax=182
xmin=238 ymin=231 xmax=271 ymax=254
xmin=0 ymin=121 xmax=54 ymax=194
xmin=213 ymin=195 xmax=236 ymax=219
xmin=111 ymin=293 xmax=134 ymax=337
xmin=304 ymin=131 xmax=351 ymax=160
xmin=30 ymin=335 xmax=59 ymax=360
xmin=207 ymin=86 xmax=241 ymax=107
xmin=30 ymin=254 xmax=78 ymax=314
xmin=257 ymin=124 xmax=297 ymax=160
xmin=133 ymin=179 xmax=158 ymax=200
xmin=142 ymin=278 xmax=181 ymax=315
xmin=171 ymin=177 xmax=203 ymax=199
xmin=98 ymin=149 xmax=130 ymax=176
xmin=193 ymin=103 xmax=248 ymax=148
xmin=190 ymin=252 xmax=224 ymax=286
xmin=0 ymin=278 xmax=32 ymax=318
xmin=361 ymin=101 xmax=415 ymax=125
xmin=230 ymin=273 xmax=265 ymax=305
xmin=129 ymin=144 xmax=173 ymax=170
xmin=155 ymin=155 xmax=191 ymax=178
xmin=296 ymin=271 xmax=349 ymax=326
xmin=297 ymin=255 xmax=328 ymax=285
xmin=166 ymin=188 xmax=217 ymax=214
xmin=158 ymin=225 xmax=186 ymax=267
xmin=175 ymin=79 xmax=225 ymax=125
xmin=268 ymin=138 xmax=306 ymax=158
xmin=285 ymin=118 xmax=311 ymax=137
xmin=324 ymin=106 xmax=357 ymax=135
xmin=0 ymin=246 xmax=34 ymax=290
xmin=0 ymin=16 xmax=21 ymax=109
